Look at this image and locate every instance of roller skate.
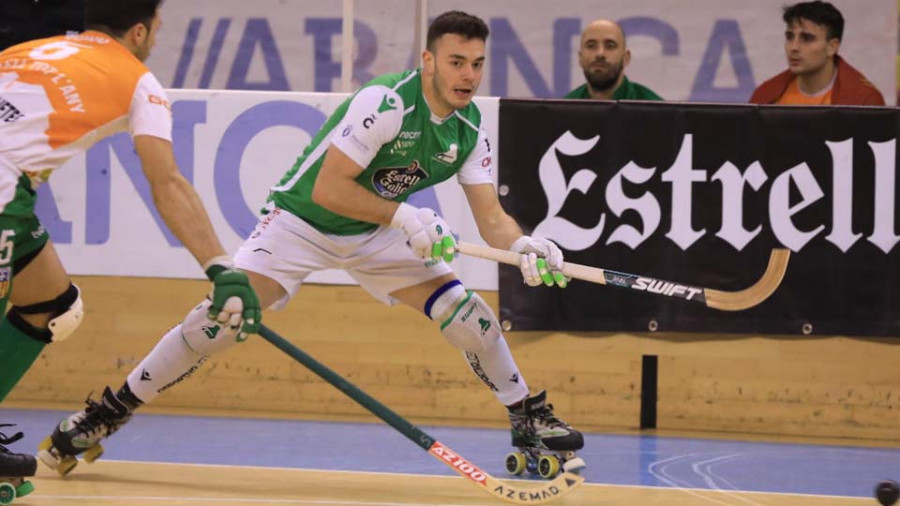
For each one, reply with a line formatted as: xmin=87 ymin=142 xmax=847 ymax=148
xmin=0 ymin=425 xmax=37 ymax=504
xmin=504 ymin=390 xmax=586 ymax=479
xmin=38 ymin=386 xmax=133 ymax=476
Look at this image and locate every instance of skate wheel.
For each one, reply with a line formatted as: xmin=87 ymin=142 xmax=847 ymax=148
xmin=37 ymin=448 xmax=60 ymax=471
xmin=562 ymin=456 xmax=586 ymax=475
xmin=57 ymin=455 xmax=78 ymax=477
xmin=505 ymin=452 xmax=527 ymax=475
xmin=525 ymin=456 xmax=538 ymax=474
xmin=537 ymin=455 xmax=560 ymax=479
xmin=15 ymin=480 xmax=34 ymax=499
xmin=83 ymin=444 xmax=104 ymax=463
xmin=37 ymin=436 xmax=53 ymax=452
xmin=0 ymin=482 xmax=16 ymax=505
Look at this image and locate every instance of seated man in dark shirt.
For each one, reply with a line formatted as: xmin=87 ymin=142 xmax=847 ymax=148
xmin=565 ymin=18 xmax=662 ymax=101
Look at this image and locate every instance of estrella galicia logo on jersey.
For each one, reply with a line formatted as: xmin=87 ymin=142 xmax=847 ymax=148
xmin=378 ymin=94 xmax=398 ymax=113
xmin=433 ymin=143 xmax=458 ymax=164
xmin=372 ymin=160 xmax=429 ymax=198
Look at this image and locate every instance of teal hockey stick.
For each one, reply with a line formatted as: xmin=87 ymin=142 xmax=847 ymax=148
xmin=258 ymin=325 xmax=584 ymax=504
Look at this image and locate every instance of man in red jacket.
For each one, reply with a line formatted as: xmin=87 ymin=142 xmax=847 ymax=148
xmin=749 ymin=1 xmax=884 ymax=106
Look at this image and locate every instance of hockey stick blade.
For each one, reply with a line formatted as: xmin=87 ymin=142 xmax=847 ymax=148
xmin=258 ymin=325 xmax=585 ymax=504
xmin=457 ymin=241 xmax=790 ymax=311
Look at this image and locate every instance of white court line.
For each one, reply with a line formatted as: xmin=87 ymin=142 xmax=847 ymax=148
xmin=644 ymin=453 xmax=870 ymax=504
xmin=693 ymin=454 xmax=763 ymax=506
xmin=649 ymin=453 xmax=737 ymax=506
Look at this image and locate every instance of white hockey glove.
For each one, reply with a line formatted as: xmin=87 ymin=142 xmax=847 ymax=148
xmin=510 ymin=236 xmax=569 ymax=288
xmin=391 ymin=203 xmax=456 ymax=263
xmin=203 ymin=256 xmax=262 ymax=340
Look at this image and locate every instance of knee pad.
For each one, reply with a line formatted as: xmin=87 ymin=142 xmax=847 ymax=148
xmin=439 ymin=291 xmax=501 ymax=353
xmin=13 ymin=283 xmax=83 ymax=343
xmin=181 ymin=299 xmax=242 ymax=356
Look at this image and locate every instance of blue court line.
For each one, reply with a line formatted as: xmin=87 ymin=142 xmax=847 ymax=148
xmin=2 ymin=407 xmax=896 ymax=499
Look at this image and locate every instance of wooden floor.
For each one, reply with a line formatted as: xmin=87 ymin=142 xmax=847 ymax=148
xmin=17 ymin=460 xmax=869 ymax=506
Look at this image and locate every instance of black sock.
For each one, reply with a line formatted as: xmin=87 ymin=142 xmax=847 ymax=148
xmin=115 ymin=383 xmax=143 ymax=411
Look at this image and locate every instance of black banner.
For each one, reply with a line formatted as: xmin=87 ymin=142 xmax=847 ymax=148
xmin=498 ymin=99 xmax=900 ymax=337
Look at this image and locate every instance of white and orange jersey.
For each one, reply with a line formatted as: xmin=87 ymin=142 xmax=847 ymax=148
xmin=0 ymin=30 xmax=172 ymax=191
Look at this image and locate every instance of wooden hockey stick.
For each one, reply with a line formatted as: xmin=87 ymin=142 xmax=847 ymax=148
xmin=258 ymin=325 xmax=585 ymax=504
xmin=457 ymin=242 xmax=790 ymax=311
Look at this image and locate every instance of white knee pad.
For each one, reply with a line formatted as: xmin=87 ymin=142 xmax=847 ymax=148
xmin=47 ymin=285 xmax=83 ymax=343
xmin=439 ymin=292 xmax=501 ymax=353
xmin=14 ymin=283 xmax=84 ymax=343
xmin=181 ymin=299 xmax=243 ymax=356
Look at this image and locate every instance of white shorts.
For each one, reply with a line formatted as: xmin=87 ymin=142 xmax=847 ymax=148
xmin=233 ymin=207 xmax=454 ymax=310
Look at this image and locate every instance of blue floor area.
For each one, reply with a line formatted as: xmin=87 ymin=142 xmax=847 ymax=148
xmin=2 ymin=407 xmax=897 ymax=499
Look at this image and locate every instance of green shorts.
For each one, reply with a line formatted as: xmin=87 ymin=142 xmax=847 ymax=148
xmin=0 ymin=175 xmax=51 ymax=306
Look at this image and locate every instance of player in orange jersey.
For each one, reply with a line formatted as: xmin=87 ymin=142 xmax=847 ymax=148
xmin=0 ymin=1 xmax=261 ymax=498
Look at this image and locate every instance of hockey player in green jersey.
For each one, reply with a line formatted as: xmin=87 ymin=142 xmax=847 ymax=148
xmin=40 ymin=10 xmax=585 ymax=479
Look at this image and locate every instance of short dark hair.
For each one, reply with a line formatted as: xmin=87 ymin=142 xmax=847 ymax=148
xmin=426 ymin=11 xmax=489 ymax=52
xmin=783 ymin=1 xmax=844 ymax=41
xmin=84 ymin=0 xmax=162 ymax=38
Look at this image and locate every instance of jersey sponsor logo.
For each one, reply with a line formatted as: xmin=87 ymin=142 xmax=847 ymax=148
xmin=362 ymin=113 xmax=376 ymax=129
xmin=31 ymin=223 xmax=46 ymax=240
xmin=0 ymin=267 xmax=9 ymax=298
xmin=0 ymin=97 xmax=23 ymax=123
xmin=378 ymin=94 xmax=398 ymax=113
xmin=481 ymin=156 xmax=491 ymax=168
xmin=149 ymin=94 xmax=171 ymax=111
xmin=372 ymin=160 xmax=429 ymax=198
xmin=341 ymin=124 xmax=353 ymax=137
xmin=28 ymin=60 xmax=86 ymax=113
xmin=390 ymin=132 xmax=421 ymax=156
xmin=433 ymin=143 xmax=458 ymax=164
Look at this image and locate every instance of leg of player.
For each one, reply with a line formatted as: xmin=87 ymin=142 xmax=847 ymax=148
xmin=389 ymin=274 xmax=585 ymax=479
xmin=0 ymin=241 xmax=79 ymax=402
xmin=38 ymin=270 xmax=286 ymax=476
xmin=0 ymin=237 xmax=74 ymax=502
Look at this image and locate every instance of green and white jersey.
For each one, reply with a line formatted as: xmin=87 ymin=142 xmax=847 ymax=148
xmin=269 ymin=69 xmax=493 ymax=235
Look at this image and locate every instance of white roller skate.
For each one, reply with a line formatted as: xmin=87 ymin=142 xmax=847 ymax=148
xmin=505 ymin=390 xmax=586 ymax=479
xmin=38 ymin=386 xmax=133 ymax=476
xmin=0 ymin=425 xmax=37 ymax=504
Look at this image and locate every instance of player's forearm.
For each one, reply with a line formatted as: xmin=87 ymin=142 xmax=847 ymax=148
xmin=476 ymin=211 xmax=523 ymax=250
xmin=312 ymin=175 xmax=398 ymax=226
xmin=151 ymin=175 xmax=227 ymax=266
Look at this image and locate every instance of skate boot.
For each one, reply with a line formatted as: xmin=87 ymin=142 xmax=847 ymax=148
xmin=38 ymin=386 xmax=133 ymax=476
xmin=505 ymin=390 xmax=586 ymax=479
xmin=0 ymin=425 xmax=37 ymax=504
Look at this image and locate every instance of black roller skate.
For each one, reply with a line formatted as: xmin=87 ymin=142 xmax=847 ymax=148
xmin=0 ymin=425 xmax=37 ymax=504
xmin=504 ymin=390 xmax=586 ymax=479
xmin=38 ymin=386 xmax=133 ymax=476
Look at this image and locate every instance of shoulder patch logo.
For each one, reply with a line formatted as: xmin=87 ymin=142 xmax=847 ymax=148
xmin=378 ymin=94 xmax=398 ymax=113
